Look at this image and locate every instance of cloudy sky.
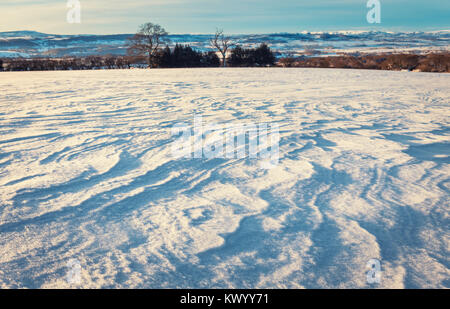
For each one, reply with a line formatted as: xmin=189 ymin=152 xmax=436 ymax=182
xmin=1 ymin=0 xmax=449 ymax=34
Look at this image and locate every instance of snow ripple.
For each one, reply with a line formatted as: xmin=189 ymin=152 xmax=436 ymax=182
xmin=0 ymin=68 xmax=448 ymax=288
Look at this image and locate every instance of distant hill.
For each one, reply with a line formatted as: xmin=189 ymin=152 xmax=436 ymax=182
xmin=1 ymin=30 xmax=449 ymax=58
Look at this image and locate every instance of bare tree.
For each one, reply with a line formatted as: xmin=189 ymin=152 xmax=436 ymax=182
xmin=210 ymin=29 xmax=234 ymax=67
xmin=127 ymin=23 xmax=169 ymax=68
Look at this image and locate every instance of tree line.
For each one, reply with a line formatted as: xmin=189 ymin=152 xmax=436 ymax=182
xmin=127 ymin=23 xmax=275 ymax=68
xmin=153 ymin=45 xmax=220 ymax=68
xmin=0 ymin=44 xmax=276 ymax=71
xmin=0 ymin=56 xmax=135 ymax=71
xmin=0 ymin=22 xmax=276 ymax=71
xmin=278 ymin=52 xmax=450 ymax=73
xmin=3 ymin=50 xmax=448 ymax=73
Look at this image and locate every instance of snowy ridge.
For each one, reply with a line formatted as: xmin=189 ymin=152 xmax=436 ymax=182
xmin=0 ymin=68 xmax=449 ymax=288
xmin=0 ymin=30 xmax=449 ymax=58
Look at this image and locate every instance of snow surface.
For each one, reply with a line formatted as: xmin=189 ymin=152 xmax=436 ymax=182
xmin=0 ymin=68 xmax=449 ymax=288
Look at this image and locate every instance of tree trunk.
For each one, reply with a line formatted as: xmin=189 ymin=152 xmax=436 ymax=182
xmin=222 ymin=53 xmax=227 ymax=67
xmin=148 ymin=53 xmax=152 ymax=69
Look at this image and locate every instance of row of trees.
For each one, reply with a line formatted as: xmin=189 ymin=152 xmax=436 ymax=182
xmin=153 ymin=45 xmax=220 ymax=68
xmin=0 ymin=23 xmax=276 ymax=71
xmin=127 ymin=23 xmax=275 ymax=68
xmin=150 ymin=43 xmax=275 ymax=68
xmin=228 ymin=44 xmax=276 ymax=67
xmin=4 ymin=52 xmax=446 ymax=72
xmin=0 ymin=44 xmax=276 ymax=71
xmin=0 ymin=56 xmax=136 ymax=71
xmin=278 ymin=53 xmax=450 ymax=73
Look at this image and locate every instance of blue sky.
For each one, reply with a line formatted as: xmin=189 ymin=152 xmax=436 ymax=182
xmin=1 ymin=0 xmax=449 ymax=34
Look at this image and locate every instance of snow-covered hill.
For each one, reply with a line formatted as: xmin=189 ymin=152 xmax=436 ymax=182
xmin=0 ymin=68 xmax=448 ymax=288
xmin=0 ymin=30 xmax=449 ymax=58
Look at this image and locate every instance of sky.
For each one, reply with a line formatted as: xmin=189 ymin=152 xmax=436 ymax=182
xmin=1 ymin=0 xmax=449 ymax=34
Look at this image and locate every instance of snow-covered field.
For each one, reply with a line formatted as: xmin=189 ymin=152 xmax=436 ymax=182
xmin=0 ymin=68 xmax=448 ymax=288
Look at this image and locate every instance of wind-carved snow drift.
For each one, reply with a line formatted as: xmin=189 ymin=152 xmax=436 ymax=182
xmin=0 ymin=68 xmax=448 ymax=288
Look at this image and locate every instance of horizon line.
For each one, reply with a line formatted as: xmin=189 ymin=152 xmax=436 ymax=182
xmin=1 ymin=29 xmax=450 ymax=37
